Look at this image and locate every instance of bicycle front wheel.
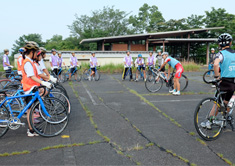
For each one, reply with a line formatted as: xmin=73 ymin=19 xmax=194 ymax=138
xmin=194 ymin=97 xmax=224 ymax=141
xmin=0 ymin=104 xmax=10 ymax=138
xmin=71 ymin=73 xmax=81 ymax=82
xmin=203 ymin=70 xmax=215 ymax=84
xmin=95 ymin=70 xmax=100 ymax=81
xmin=83 ymin=69 xmax=89 ymax=81
xmin=29 ymin=97 xmax=69 ymax=137
xmin=145 ymin=76 xmax=163 ymax=93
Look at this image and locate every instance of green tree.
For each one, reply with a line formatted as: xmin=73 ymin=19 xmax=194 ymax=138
xmin=69 ymin=6 xmax=131 ymax=50
xmin=204 ymin=7 xmax=235 ymax=38
xmin=11 ymin=33 xmax=45 ymax=59
xmin=129 ymin=3 xmax=165 ymax=33
xmin=45 ymin=35 xmax=63 ymax=50
xmin=186 ymin=14 xmax=204 ymax=29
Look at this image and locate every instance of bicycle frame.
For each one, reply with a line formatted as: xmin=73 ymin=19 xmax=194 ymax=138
xmin=0 ymin=91 xmax=51 ymax=123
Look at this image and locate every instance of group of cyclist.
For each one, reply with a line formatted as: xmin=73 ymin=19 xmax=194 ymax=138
xmin=122 ymin=49 xmax=184 ymax=95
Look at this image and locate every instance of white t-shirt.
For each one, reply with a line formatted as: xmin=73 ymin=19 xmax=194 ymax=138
xmin=24 ymin=57 xmax=35 ymax=77
xmin=38 ymin=59 xmax=46 ymax=70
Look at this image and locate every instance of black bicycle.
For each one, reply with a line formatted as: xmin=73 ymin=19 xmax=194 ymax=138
xmin=145 ymin=69 xmax=188 ymax=93
xmin=194 ymin=79 xmax=234 ymax=141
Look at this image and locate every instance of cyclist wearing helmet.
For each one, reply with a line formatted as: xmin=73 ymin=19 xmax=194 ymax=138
xmin=122 ymin=50 xmax=134 ymax=81
xmin=201 ymin=33 xmax=235 ymax=130
xmin=17 ymin=47 xmax=25 ymax=75
xmin=50 ymin=49 xmax=59 ymax=76
xmin=134 ymin=54 xmax=146 ymax=81
xmin=3 ymin=49 xmax=13 ymax=78
xmin=89 ymin=52 xmax=98 ymax=81
xmin=21 ymin=41 xmax=52 ymax=137
xmin=215 ymin=33 xmax=235 ymax=109
xmin=159 ymin=52 xmax=184 ymax=96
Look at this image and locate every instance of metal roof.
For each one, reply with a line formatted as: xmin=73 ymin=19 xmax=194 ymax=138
xmin=80 ymin=27 xmax=224 ymax=44
xmin=149 ymin=38 xmax=218 ymax=43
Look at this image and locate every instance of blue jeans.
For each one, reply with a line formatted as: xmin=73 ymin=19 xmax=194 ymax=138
xmin=208 ymin=64 xmax=214 ymax=75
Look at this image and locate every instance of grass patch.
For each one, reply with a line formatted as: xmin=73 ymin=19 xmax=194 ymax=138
xmin=189 ymin=132 xmax=196 ymax=136
xmin=217 ymin=153 xmax=233 ymax=165
xmin=196 ymin=138 xmax=207 ymax=146
xmin=146 ymin=143 xmax=154 ymax=147
xmin=127 ymin=144 xmax=144 ymax=151
xmin=181 ymin=61 xmax=200 ymax=72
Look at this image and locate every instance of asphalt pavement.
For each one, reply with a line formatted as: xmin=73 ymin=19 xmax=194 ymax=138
xmin=0 ymin=71 xmax=234 ymax=166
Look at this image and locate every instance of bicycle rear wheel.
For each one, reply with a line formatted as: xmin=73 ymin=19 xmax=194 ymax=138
xmin=194 ymin=97 xmax=224 ymax=141
xmin=83 ymin=69 xmax=89 ymax=80
xmin=29 ymin=97 xmax=69 ymax=137
xmin=0 ymin=79 xmax=12 ymax=89
xmin=203 ymin=70 xmax=215 ymax=84
xmin=145 ymin=76 xmax=163 ymax=93
xmin=71 ymin=73 xmax=81 ymax=82
xmin=0 ymin=104 xmax=10 ymax=138
xmin=170 ymin=74 xmax=188 ymax=91
xmin=62 ymin=73 xmax=69 ymax=83
xmin=95 ymin=70 xmax=100 ymax=81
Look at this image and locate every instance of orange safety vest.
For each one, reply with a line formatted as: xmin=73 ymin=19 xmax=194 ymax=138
xmin=22 ymin=58 xmax=40 ymax=91
xmin=17 ymin=55 xmax=23 ymax=73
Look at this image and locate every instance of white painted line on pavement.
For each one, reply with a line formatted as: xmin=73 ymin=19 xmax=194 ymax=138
xmin=82 ymin=82 xmax=97 ymax=105
xmin=150 ymin=99 xmax=202 ymax=103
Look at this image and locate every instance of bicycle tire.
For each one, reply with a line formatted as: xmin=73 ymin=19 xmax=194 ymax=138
xmin=194 ymin=97 xmax=224 ymax=141
xmin=0 ymin=104 xmax=10 ymax=138
xmin=203 ymin=70 xmax=215 ymax=84
xmin=95 ymin=70 xmax=100 ymax=81
xmin=54 ymin=83 xmax=69 ymax=98
xmin=29 ymin=97 xmax=69 ymax=137
xmin=0 ymin=79 xmax=12 ymax=89
xmin=51 ymin=86 xmax=69 ymax=99
xmin=71 ymin=72 xmax=82 ymax=82
xmin=49 ymin=91 xmax=71 ymax=114
xmin=170 ymin=74 xmax=188 ymax=91
xmin=83 ymin=69 xmax=89 ymax=80
xmin=145 ymin=76 xmax=163 ymax=93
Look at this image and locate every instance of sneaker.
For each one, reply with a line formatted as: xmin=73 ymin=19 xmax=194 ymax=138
xmin=214 ymin=120 xmax=223 ymax=126
xmin=173 ymin=91 xmax=180 ymax=96
xmin=88 ymin=76 xmax=91 ymax=81
xmin=144 ymin=78 xmax=147 ymax=82
xmin=201 ymin=121 xmax=212 ymax=129
xmin=211 ymin=85 xmax=216 ymax=88
xmin=122 ymin=79 xmax=125 ymax=81
xmin=27 ymin=129 xmax=39 ymax=137
xmin=169 ymin=89 xmax=176 ymax=93
xmin=135 ymin=79 xmax=138 ymax=82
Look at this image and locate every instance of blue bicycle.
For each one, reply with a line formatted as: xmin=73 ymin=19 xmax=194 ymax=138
xmin=62 ymin=66 xmax=82 ymax=82
xmin=133 ymin=65 xmax=146 ymax=81
xmin=0 ymin=69 xmax=18 ymax=79
xmin=0 ymin=86 xmax=69 ymax=137
xmin=83 ymin=66 xmax=101 ymax=81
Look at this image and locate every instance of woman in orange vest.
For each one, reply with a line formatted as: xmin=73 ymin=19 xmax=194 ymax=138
xmin=17 ymin=48 xmax=25 ymax=75
xmin=21 ymin=41 xmax=52 ymax=137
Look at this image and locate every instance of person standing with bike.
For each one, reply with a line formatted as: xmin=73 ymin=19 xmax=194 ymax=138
xmin=134 ymin=54 xmax=146 ymax=82
xmin=89 ymin=52 xmax=98 ymax=81
xmin=69 ymin=51 xmax=78 ymax=81
xmin=50 ymin=49 xmax=59 ymax=76
xmin=208 ymin=48 xmax=216 ymax=75
xmin=58 ymin=52 xmax=65 ymax=82
xmin=159 ymin=52 xmax=184 ymax=96
xmin=147 ymin=50 xmax=156 ymax=67
xmin=17 ymin=48 xmax=25 ymax=76
xmin=21 ymin=41 xmax=52 ymax=137
xmin=3 ymin=49 xmax=13 ymax=78
xmin=122 ymin=50 xmax=133 ymax=81
xmin=206 ymin=33 xmax=235 ymax=129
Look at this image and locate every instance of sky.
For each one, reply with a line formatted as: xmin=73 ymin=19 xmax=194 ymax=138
xmin=0 ymin=0 xmax=235 ymax=54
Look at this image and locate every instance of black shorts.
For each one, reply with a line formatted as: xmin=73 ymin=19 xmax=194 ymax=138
xmin=53 ymin=68 xmax=58 ymax=75
xmin=70 ymin=67 xmax=77 ymax=74
xmin=219 ymin=79 xmax=235 ymax=101
xmin=137 ymin=66 xmax=145 ymax=71
xmin=91 ymin=68 xmax=96 ymax=72
xmin=159 ymin=66 xmax=165 ymax=72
